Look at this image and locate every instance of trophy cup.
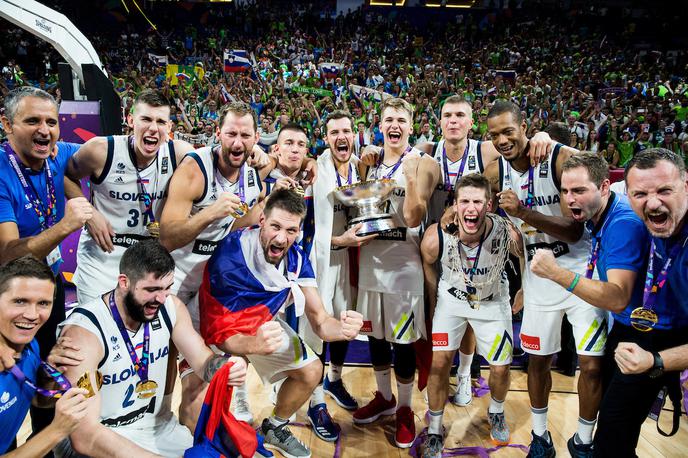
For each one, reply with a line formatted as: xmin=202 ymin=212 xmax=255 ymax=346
xmin=334 ymin=178 xmax=399 ymax=236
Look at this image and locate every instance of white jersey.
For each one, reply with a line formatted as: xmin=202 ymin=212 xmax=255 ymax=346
xmin=499 ymin=145 xmax=591 ymax=309
xmin=359 ymin=147 xmax=424 ymax=294
xmin=436 ymin=215 xmax=511 ymax=320
xmin=74 ymin=136 xmax=177 ymax=303
xmin=427 ymin=139 xmax=484 ymax=226
xmin=60 ymin=295 xmax=177 ymax=429
xmin=172 ymin=147 xmax=262 ymax=295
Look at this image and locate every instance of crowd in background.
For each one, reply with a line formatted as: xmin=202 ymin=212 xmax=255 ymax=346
xmin=1 ymin=0 xmax=687 ymax=165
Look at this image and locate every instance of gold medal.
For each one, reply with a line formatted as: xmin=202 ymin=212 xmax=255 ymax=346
xmin=135 ymin=380 xmax=158 ymax=399
xmin=146 ymin=222 xmax=160 ymax=238
xmin=294 ymin=186 xmax=305 ymax=197
xmin=629 ymin=307 xmax=659 ymax=332
xmin=76 ymin=370 xmax=103 ymax=398
xmin=467 ymin=294 xmax=481 ymax=310
xmin=520 ymin=222 xmax=538 ymax=236
xmin=230 ymin=201 xmax=249 ymax=219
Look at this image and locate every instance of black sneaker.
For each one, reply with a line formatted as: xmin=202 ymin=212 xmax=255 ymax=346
xmin=526 ymin=430 xmax=555 ymax=458
xmin=567 ymin=434 xmax=593 ymax=458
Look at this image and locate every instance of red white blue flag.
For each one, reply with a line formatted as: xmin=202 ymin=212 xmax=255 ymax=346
xmin=224 ymin=50 xmax=252 ymax=73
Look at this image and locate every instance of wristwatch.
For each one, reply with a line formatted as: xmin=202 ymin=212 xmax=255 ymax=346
xmin=647 ymin=351 xmax=664 ymax=379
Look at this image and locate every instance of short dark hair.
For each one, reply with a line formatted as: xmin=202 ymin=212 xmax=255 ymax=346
xmin=545 ymin=122 xmax=571 ymax=146
xmin=134 ymin=89 xmax=170 ymax=110
xmin=487 ymin=99 xmax=522 ymax=124
xmin=3 ymin=86 xmax=57 ymax=123
xmin=264 ymin=188 xmax=307 ymax=221
xmin=455 ymin=174 xmax=492 ymax=201
xmin=278 ymin=123 xmax=309 ymax=142
xmin=562 ymin=152 xmax=609 ymax=187
xmin=119 ymin=240 xmax=175 ymax=284
xmin=440 ymin=95 xmax=472 ymax=115
xmin=0 ymin=256 xmax=55 ymax=296
xmin=218 ymin=101 xmax=257 ymax=132
xmin=624 ymin=148 xmax=686 ymax=181
xmin=325 ymin=110 xmax=354 ymax=132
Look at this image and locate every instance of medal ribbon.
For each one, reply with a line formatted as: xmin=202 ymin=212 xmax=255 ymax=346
xmin=4 ymin=142 xmax=57 ymax=230
xmin=129 ymin=137 xmax=157 ymax=224
xmin=10 ymin=360 xmax=71 ymax=398
xmin=236 ymin=164 xmax=245 ymax=202
xmin=505 ymin=161 xmax=535 ymax=208
xmin=585 ymin=195 xmax=621 ymax=279
xmin=335 ymin=163 xmax=354 ymax=188
xmin=375 ymin=146 xmax=410 ymax=179
xmin=441 ymin=142 xmax=470 ymax=193
xmin=108 ymin=291 xmax=151 ymax=384
xmin=642 ymin=231 xmax=688 ymax=311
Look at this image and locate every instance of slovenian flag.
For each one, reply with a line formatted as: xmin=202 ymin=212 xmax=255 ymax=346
xmin=199 ymin=227 xmax=317 ymax=347
xmin=318 ymin=62 xmax=342 ymax=79
xmin=224 ymin=50 xmax=252 ymax=73
xmin=176 ymin=72 xmax=191 ymax=84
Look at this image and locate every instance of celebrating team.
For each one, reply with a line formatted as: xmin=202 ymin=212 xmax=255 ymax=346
xmin=0 ymin=86 xmax=687 ymax=458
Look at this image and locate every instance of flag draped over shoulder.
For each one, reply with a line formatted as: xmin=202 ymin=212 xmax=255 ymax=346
xmin=224 ymin=50 xmax=252 ymax=72
xmin=199 ymin=227 xmax=317 ymax=347
xmin=184 ymin=362 xmax=265 ymax=458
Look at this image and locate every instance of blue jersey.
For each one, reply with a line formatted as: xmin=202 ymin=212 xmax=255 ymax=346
xmin=0 ymin=142 xmax=80 ymax=237
xmin=0 ymin=340 xmax=41 ymax=453
xmin=586 ymin=193 xmax=650 ymax=319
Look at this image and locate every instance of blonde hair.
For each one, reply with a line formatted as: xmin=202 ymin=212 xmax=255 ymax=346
xmin=380 ymin=97 xmax=414 ymax=120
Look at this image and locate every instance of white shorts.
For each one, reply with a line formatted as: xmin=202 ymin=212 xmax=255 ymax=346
xmin=431 ymin=300 xmax=513 ymax=365
xmin=327 ymin=248 xmax=356 ymax=316
xmin=357 ymin=290 xmax=425 ymax=343
xmin=248 ymin=317 xmax=319 ymax=384
xmin=54 ymin=411 xmax=193 ymax=457
xmin=520 ymin=302 xmax=607 ymax=356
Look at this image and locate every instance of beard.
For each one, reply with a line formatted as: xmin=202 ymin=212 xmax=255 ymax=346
xmin=123 ymin=290 xmax=160 ymax=323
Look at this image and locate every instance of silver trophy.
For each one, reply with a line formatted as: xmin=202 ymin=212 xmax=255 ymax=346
xmin=334 ymin=179 xmax=399 ymax=236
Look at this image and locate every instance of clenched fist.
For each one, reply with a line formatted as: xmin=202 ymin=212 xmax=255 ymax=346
xmin=209 ymin=192 xmax=245 ymax=220
xmin=255 ymin=321 xmax=286 ymax=355
xmin=530 ymin=249 xmax=558 ymax=279
xmin=496 ymin=189 xmax=525 ymax=218
xmin=62 ymin=197 xmax=94 ymax=233
xmin=340 ymin=310 xmax=363 ymax=340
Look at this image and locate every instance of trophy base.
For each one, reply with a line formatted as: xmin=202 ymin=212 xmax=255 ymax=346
xmin=350 ymin=214 xmax=398 ymax=236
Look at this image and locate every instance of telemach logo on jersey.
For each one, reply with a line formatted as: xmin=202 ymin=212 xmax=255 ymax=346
xmin=525 ymin=241 xmax=569 ymax=260
xmin=192 ymin=239 xmax=218 ymax=255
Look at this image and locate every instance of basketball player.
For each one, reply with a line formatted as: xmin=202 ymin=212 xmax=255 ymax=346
xmin=54 ymin=240 xmax=247 ymax=458
xmin=484 ymin=100 xmax=606 ymax=457
xmin=353 ymin=97 xmax=440 ymax=448
xmin=420 ymin=174 xmax=523 ymax=457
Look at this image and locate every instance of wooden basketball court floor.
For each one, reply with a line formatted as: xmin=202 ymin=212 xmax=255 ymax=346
xmin=18 ymin=364 xmax=687 ymax=457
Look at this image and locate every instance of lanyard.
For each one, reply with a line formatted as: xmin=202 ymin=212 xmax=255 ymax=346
xmin=336 ymin=163 xmax=354 ymax=188
xmin=129 ymin=137 xmax=157 ymax=224
xmin=460 ymin=225 xmax=487 ymax=284
xmin=505 ymin=161 xmax=535 ymax=208
xmin=4 ymin=142 xmax=57 ymax=230
xmin=441 ymin=142 xmax=470 ymax=193
xmin=108 ymin=292 xmax=151 ymax=384
xmin=374 ymin=146 xmax=410 ymax=179
xmin=642 ymin=228 xmax=688 ymax=311
xmin=9 ymin=359 xmax=71 ymax=398
xmin=585 ymin=195 xmax=620 ymax=279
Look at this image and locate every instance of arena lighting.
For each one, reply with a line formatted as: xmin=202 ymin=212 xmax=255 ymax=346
xmin=369 ymin=1 xmax=406 ymax=6
xmin=425 ymin=0 xmax=475 ymax=6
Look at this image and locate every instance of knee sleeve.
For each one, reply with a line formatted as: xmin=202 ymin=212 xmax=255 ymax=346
xmin=392 ymin=342 xmax=416 ymax=379
xmin=368 ymin=336 xmax=392 ymax=367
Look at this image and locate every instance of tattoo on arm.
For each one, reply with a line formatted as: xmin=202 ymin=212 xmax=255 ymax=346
xmin=202 ymin=354 xmax=228 ymax=383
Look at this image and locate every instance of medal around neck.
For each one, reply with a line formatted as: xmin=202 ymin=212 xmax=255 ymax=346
xmin=136 ymin=380 xmax=158 ymax=399
xmin=146 ymin=222 xmax=160 ymax=238
xmin=334 ymin=178 xmax=399 ymax=236
xmin=76 ymin=370 xmax=104 ymax=398
xmin=630 ymin=307 xmax=659 ymax=332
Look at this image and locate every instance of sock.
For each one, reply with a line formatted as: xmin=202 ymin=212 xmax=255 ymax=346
xmin=488 ymin=396 xmax=505 ymax=414
xmin=428 ymin=409 xmax=444 ymax=435
xmin=396 ymin=380 xmax=413 ymax=408
xmin=375 ymin=368 xmax=393 ymax=401
xmin=531 ymin=406 xmax=548 ymax=438
xmin=458 ymin=351 xmax=473 ymax=377
xmin=328 ymin=363 xmax=343 ymax=382
xmin=575 ymin=417 xmax=596 ymax=444
xmin=269 ymin=414 xmax=289 ymax=427
xmin=310 ymin=384 xmax=325 ymax=407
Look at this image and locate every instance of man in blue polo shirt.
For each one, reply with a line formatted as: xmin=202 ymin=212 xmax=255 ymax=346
xmin=0 ymin=86 xmax=96 ymax=452
xmin=529 ymin=152 xmax=649 ymax=457
xmin=592 ymin=148 xmax=688 ymax=457
xmin=0 ymin=256 xmax=88 ymax=454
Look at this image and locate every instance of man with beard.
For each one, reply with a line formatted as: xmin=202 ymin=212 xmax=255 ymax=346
xmin=420 ymin=175 xmax=524 ymax=457
xmin=309 ymin=110 xmax=377 ymax=441
xmin=68 ymin=90 xmax=195 ymax=306
xmin=199 ymin=189 xmax=363 ymax=458
xmin=591 ymin=149 xmax=688 ymax=457
xmin=529 ymin=153 xmax=649 ymax=456
xmin=353 ymin=97 xmax=439 ymax=448
xmin=54 ymin=240 xmax=247 ymax=458
xmin=159 ymin=102 xmax=266 ymax=430
xmin=484 ymin=100 xmax=606 ymax=457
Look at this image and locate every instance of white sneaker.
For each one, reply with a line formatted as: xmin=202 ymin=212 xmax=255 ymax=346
xmin=452 ymin=375 xmax=472 ymax=406
xmin=231 ymin=391 xmax=254 ymax=424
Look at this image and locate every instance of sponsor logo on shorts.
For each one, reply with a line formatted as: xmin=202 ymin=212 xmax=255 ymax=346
xmin=520 ymin=333 xmax=541 ymax=351
xmin=361 ymin=320 xmax=373 ymax=333
xmin=432 ymin=332 xmax=449 ymax=347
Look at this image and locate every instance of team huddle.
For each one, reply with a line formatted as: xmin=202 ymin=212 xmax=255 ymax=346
xmin=1 ymin=86 xmax=687 ymax=458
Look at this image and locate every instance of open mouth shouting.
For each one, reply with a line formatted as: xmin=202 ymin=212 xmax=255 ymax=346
xmin=463 ymin=214 xmax=480 ymax=232
xmin=266 ymin=242 xmax=286 ymax=264
xmin=32 ymin=136 xmax=51 ymax=155
xmin=143 ymin=302 xmax=161 ymax=318
xmin=569 ymin=207 xmax=584 ymax=221
xmin=645 ymin=210 xmax=671 ymax=235
xmin=141 ymin=135 xmax=160 ymax=153
xmin=387 ymin=131 xmax=402 ymax=144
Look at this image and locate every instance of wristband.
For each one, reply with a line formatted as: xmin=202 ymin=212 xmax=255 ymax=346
xmin=566 ymin=273 xmax=580 ymax=292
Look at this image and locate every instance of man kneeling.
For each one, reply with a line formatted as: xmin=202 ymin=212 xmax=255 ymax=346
xmin=199 ymin=188 xmax=363 ymax=458
xmin=420 ymin=175 xmax=523 ymax=457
